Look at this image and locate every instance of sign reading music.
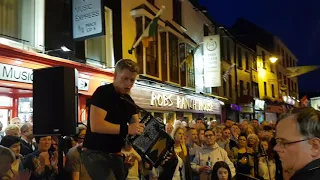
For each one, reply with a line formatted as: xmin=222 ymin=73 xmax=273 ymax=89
xmin=150 ymin=91 xmax=219 ymax=112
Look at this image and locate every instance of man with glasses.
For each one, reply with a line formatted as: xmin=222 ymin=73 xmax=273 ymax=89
xmin=274 ymin=107 xmax=320 ymax=180
xmin=191 ymin=129 xmax=236 ymax=179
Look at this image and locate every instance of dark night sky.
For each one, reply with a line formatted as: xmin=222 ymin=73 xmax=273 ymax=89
xmin=198 ymin=0 xmax=320 ymax=93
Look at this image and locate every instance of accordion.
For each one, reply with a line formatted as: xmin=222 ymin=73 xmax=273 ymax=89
xmin=127 ymin=113 xmax=174 ymax=168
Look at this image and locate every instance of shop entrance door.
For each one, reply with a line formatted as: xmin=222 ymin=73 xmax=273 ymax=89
xmin=0 ymin=109 xmax=11 ymax=132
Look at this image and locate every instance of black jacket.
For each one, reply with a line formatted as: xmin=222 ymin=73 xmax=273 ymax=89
xmin=20 ymin=139 xmax=36 ymax=157
xmin=290 ymin=159 xmax=320 ymax=180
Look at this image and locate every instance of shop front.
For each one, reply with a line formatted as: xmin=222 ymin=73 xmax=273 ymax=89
xmin=0 ymin=44 xmax=114 ymax=129
xmin=130 ymin=81 xmax=222 ymax=125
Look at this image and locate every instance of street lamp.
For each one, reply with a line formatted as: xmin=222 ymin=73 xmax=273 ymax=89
xmin=45 ymin=46 xmax=71 ymax=54
xmin=269 ymin=56 xmax=278 ymax=63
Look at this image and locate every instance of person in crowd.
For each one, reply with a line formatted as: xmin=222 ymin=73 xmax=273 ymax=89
xmin=197 ymin=129 xmax=205 ymax=147
xmin=156 ymin=126 xmax=192 ymax=180
xmin=65 ymin=125 xmax=90 ymax=180
xmin=191 ymin=129 xmax=236 ymax=179
xmin=231 ymin=133 xmax=254 ymax=179
xmin=81 ymin=59 xmax=145 ymax=180
xmin=0 ymin=135 xmax=24 ymax=178
xmin=215 ymin=127 xmax=232 ymax=159
xmin=122 ymin=142 xmax=142 ymax=180
xmin=165 ymin=122 xmax=174 ymax=135
xmin=274 ymin=107 xmax=320 ymax=180
xmin=0 ymin=121 xmax=4 ymax=141
xmin=222 ymin=128 xmax=237 ymax=150
xmin=23 ymin=136 xmax=58 ymax=180
xmin=0 ymin=145 xmax=15 ymax=179
xmin=245 ymin=125 xmax=255 ymax=135
xmin=225 ymin=120 xmax=234 ymax=128
xmin=186 ymin=128 xmax=200 ymax=159
xmin=230 ymin=124 xmax=240 ymax=144
xmin=10 ymin=118 xmax=22 ymax=128
xmin=258 ymin=139 xmax=276 ymax=180
xmin=211 ymin=161 xmax=232 ymax=180
xmin=20 ymin=123 xmax=36 ymax=157
xmin=250 ymin=119 xmax=260 ymax=134
xmin=247 ymin=133 xmax=260 ymax=153
xmin=4 ymin=125 xmax=20 ymax=137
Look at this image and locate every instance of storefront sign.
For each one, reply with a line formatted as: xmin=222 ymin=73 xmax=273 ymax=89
xmin=72 ymin=0 xmax=104 ymax=40
xmin=131 ymin=85 xmax=221 ymax=114
xmin=78 ymin=78 xmax=89 ymax=91
xmin=203 ymin=35 xmax=221 ymax=87
xmin=254 ymin=99 xmax=265 ymax=110
xmin=0 ymin=63 xmax=33 ymax=83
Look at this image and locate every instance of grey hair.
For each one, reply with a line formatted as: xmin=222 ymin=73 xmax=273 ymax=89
xmin=20 ymin=122 xmax=32 ymax=134
xmin=277 ymin=107 xmax=320 ymax=138
xmin=115 ymin=59 xmax=139 ymax=75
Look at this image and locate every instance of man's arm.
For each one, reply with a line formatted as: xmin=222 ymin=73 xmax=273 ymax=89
xmin=90 ymin=105 xmax=121 ymax=134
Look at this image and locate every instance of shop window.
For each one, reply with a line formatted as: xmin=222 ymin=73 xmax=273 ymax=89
xmin=252 ymin=55 xmax=257 ymax=70
xmin=0 ymin=96 xmax=12 ymax=107
xmin=237 ymin=48 xmax=242 ymax=68
xmin=286 ymin=53 xmax=289 ymax=67
xmin=283 ymin=75 xmax=287 ymax=85
xmin=172 ymin=0 xmax=182 ymax=25
xmin=186 ymin=44 xmax=195 ymax=88
xmin=180 ymin=43 xmax=186 ymax=86
xmin=203 ymin=25 xmax=209 ymax=36
xmin=264 ymin=82 xmax=267 ymax=96
xmin=271 ymin=84 xmax=275 ymax=98
xmin=239 ymin=80 xmax=244 ymax=97
xmin=145 ymin=17 xmax=159 ymax=77
xmin=86 ymin=7 xmax=114 ymax=68
xmin=161 ymin=32 xmax=168 ymax=81
xmin=18 ymin=97 xmax=33 ymax=123
xmin=169 ymin=33 xmax=179 ymax=84
xmin=262 ymin=51 xmax=266 ymax=69
xmin=253 ymin=82 xmax=259 ymax=98
xmin=154 ymin=112 xmax=163 ymax=120
xmin=223 ymin=74 xmax=227 ymax=97
xmin=0 ymin=0 xmax=42 ymax=48
xmin=228 ymin=75 xmax=232 ymax=98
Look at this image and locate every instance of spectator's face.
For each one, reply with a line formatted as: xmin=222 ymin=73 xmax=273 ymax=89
xmin=166 ymin=123 xmax=173 ymax=134
xmin=174 ymin=129 xmax=185 ymax=144
xmin=204 ymin=131 xmax=215 ymax=145
xmin=246 ymin=127 xmax=254 ymax=135
xmin=187 ymin=129 xmax=198 ymax=143
xmin=77 ymin=129 xmax=87 ymax=144
xmin=223 ymin=129 xmax=231 ymax=140
xmin=215 ymin=130 xmax=222 ymax=139
xmin=23 ymin=124 xmax=34 ymax=139
xmin=38 ymin=136 xmax=52 ymax=151
xmin=251 ymin=120 xmax=259 ymax=128
xmin=198 ymin=130 xmax=205 ymax=142
xmin=217 ymin=167 xmax=229 ymax=180
xmin=274 ymin=116 xmax=315 ymax=172
xmin=238 ymin=136 xmax=247 ymax=147
xmin=211 ymin=122 xmax=217 ymax=128
xmin=225 ymin=120 xmax=233 ymax=128
xmin=231 ymin=125 xmax=240 ymax=135
xmin=10 ymin=142 xmax=21 ymax=156
xmin=248 ymin=136 xmax=257 ymax=146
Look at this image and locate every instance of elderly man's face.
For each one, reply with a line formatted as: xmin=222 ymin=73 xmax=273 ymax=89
xmin=274 ymin=115 xmax=316 ymax=172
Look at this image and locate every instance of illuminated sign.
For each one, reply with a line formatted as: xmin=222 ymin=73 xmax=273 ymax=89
xmin=203 ymin=35 xmax=221 ymax=87
xmin=0 ymin=63 xmax=33 ymax=83
xmin=149 ymin=91 xmax=220 ymax=113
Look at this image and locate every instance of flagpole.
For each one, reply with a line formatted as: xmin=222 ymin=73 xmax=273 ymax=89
xmin=128 ymin=6 xmax=165 ymax=54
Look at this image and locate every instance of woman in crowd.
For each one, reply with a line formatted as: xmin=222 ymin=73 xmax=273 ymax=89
xmin=231 ymin=133 xmax=254 ymax=180
xmin=23 ymin=136 xmax=58 ymax=180
xmin=0 ymin=136 xmax=24 ymax=178
xmin=0 ymin=145 xmax=15 ymax=179
xmin=211 ymin=161 xmax=232 ymax=180
xmin=258 ymin=139 xmax=276 ymax=180
xmin=247 ymin=133 xmax=260 ymax=153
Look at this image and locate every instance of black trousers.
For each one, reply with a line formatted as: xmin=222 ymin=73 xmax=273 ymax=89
xmin=81 ymin=149 xmax=127 ymax=180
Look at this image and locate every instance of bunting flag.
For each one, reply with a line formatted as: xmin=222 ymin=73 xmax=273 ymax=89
xmin=300 ymin=95 xmax=309 ymax=107
xmin=286 ymin=66 xmax=319 ymax=78
xmin=128 ymin=6 xmax=165 ymax=54
xmin=179 ymin=44 xmax=201 ymax=68
xmin=223 ymin=64 xmax=236 ymax=82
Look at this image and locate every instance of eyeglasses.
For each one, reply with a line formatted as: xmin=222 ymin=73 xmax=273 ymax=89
xmin=275 ymin=137 xmax=312 ymax=149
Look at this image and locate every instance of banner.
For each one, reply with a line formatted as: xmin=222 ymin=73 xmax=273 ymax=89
xmin=203 ymin=35 xmax=221 ymax=87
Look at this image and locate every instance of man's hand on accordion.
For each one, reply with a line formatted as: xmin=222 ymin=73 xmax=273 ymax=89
xmin=128 ymin=122 xmax=145 ymax=135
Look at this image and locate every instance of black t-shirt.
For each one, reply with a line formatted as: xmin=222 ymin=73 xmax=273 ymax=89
xmin=83 ymin=84 xmax=137 ymax=153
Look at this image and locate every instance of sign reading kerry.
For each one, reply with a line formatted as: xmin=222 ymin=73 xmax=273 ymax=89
xmin=72 ymin=0 xmax=104 ymax=40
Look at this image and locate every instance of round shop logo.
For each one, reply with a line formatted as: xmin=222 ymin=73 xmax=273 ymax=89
xmin=206 ymin=39 xmax=217 ymax=51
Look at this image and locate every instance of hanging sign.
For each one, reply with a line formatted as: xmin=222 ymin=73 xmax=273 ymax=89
xmin=203 ymin=35 xmax=221 ymax=87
